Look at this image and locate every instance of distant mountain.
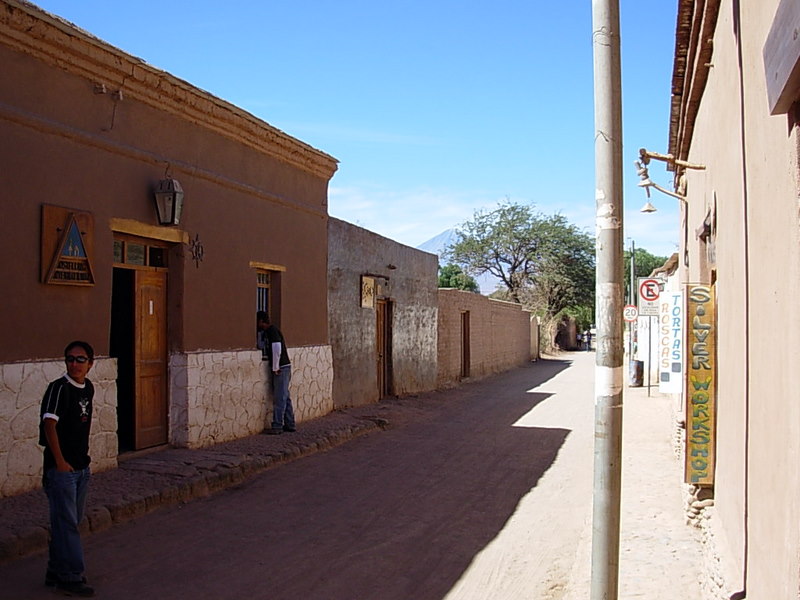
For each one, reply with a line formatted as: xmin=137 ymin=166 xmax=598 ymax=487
xmin=417 ymin=228 xmax=457 ymax=256
xmin=417 ymin=228 xmax=500 ymax=295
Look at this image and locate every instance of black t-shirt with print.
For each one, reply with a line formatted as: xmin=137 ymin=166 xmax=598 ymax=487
xmin=39 ymin=376 xmax=94 ymax=471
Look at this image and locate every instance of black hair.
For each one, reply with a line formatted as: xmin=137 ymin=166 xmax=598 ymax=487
xmin=64 ymin=340 xmax=94 ymax=362
xmin=256 ymin=311 xmax=269 ymax=323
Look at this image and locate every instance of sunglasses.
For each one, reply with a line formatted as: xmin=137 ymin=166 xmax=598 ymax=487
xmin=65 ymin=355 xmax=90 ymax=364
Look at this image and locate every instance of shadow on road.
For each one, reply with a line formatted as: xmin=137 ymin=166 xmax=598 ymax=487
xmin=0 ymin=359 xmax=578 ymax=600
xmin=127 ymin=361 xmax=572 ymax=600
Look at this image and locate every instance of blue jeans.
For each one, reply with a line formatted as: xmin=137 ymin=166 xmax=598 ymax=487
xmin=271 ymin=364 xmax=295 ymax=430
xmin=43 ymin=467 xmax=90 ymax=582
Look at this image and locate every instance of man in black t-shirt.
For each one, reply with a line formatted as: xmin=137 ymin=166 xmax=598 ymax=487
xmin=39 ymin=341 xmax=95 ymax=597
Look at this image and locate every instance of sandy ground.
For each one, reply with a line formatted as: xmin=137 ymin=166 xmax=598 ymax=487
xmin=0 ymin=352 xmax=702 ymax=600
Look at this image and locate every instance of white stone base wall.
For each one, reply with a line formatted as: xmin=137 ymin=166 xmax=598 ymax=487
xmin=285 ymin=345 xmax=334 ymax=423
xmin=0 ymin=358 xmax=118 ymax=498
xmin=0 ymin=345 xmax=333 ymax=496
xmin=169 ymin=345 xmax=333 ymax=449
xmin=169 ymin=350 xmax=267 ymax=449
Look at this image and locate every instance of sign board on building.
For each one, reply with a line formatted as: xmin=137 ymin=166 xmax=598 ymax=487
xmin=684 ymin=284 xmax=716 ymax=486
xmin=361 ymin=276 xmax=375 ymax=308
xmin=41 ymin=205 xmax=95 ymax=286
xmin=659 ymin=291 xmax=684 ymax=394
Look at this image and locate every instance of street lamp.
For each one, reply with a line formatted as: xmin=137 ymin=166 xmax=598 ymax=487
xmin=153 ymin=177 xmax=184 ymax=226
xmin=634 ymin=147 xmax=705 ymax=209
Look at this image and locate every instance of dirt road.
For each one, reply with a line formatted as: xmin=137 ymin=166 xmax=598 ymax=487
xmin=2 ymin=352 xmax=693 ymax=600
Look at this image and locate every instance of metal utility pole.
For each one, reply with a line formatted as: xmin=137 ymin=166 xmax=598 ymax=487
xmin=629 ymin=240 xmax=636 ymax=305
xmin=629 ymin=239 xmax=636 ymax=358
xmin=591 ymin=0 xmax=624 ymax=598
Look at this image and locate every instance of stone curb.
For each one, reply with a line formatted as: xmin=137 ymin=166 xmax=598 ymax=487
xmin=0 ymin=416 xmax=383 ymax=565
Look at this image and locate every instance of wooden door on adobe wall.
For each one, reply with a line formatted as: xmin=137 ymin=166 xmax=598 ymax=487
xmin=376 ymin=299 xmax=393 ymax=399
xmin=134 ymin=270 xmax=168 ymax=449
xmin=111 ymin=236 xmax=170 ymax=452
xmin=461 ymin=310 xmax=471 ymax=378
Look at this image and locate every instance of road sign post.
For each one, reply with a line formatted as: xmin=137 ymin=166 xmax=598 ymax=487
xmin=637 ymin=277 xmax=664 ymax=397
xmin=637 ymin=277 xmax=661 ymax=316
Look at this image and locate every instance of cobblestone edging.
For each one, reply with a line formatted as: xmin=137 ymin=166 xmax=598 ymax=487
xmin=685 ymin=486 xmax=721 ymax=600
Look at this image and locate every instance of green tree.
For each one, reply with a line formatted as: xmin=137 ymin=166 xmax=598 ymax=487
xmin=438 ymin=264 xmax=479 ymax=292
xmin=561 ymin=304 xmax=594 ymax=334
xmin=446 ymin=201 xmax=595 ymax=352
xmin=445 ymin=201 xmax=595 ymax=312
xmin=623 ymin=247 xmax=670 ymax=302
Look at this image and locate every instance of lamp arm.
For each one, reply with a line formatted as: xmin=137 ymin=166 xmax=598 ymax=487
xmin=650 ymin=181 xmax=688 ymax=203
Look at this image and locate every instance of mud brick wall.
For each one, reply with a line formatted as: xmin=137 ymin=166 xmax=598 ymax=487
xmin=437 ymin=289 xmax=532 ymax=388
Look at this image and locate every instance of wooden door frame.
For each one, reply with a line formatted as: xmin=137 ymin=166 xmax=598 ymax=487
xmin=112 ymin=235 xmax=170 ymax=450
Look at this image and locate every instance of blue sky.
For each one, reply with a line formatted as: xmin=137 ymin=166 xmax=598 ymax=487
xmin=31 ymin=0 xmax=680 ymax=258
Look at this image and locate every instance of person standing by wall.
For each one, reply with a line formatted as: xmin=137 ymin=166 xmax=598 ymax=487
xmin=257 ymin=311 xmax=296 ymax=435
xmin=39 ymin=341 xmax=96 ymax=597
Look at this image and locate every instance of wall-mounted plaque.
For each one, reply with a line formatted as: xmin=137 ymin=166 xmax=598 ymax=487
xmin=361 ymin=276 xmax=375 ymax=308
xmin=41 ymin=205 xmax=95 ymax=286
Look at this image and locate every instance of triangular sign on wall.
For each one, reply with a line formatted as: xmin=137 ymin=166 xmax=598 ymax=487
xmin=45 ymin=213 xmax=95 ymax=285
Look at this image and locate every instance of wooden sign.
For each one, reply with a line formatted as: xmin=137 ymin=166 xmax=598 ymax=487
xmin=361 ymin=276 xmax=375 ymax=308
xmin=41 ymin=205 xmax=95 ymax=286
xmin=684 ymin=284 xmax=716 ymax=486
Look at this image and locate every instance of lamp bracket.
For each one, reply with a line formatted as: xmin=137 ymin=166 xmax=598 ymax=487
xmin=639 ymin=148 xmax=705 ymax=171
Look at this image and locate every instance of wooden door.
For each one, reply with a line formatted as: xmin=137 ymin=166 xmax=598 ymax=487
xmin=461 ymin=311 xmax=471 ymax=378
xmin=376 ymin=299 xmax=392 ymax=398
xmin=134 ymin=270 xmax=168 ymax=448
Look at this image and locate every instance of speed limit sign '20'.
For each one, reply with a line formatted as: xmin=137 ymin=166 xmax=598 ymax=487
xmin=623 ymin=304 xmax=638 ymax=322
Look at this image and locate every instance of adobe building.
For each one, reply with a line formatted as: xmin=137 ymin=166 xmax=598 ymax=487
xmin=657 ymin=1 xmax=800 ymax=597
xmin=437 ymin=290 xmax=534 ymax=388
xmin=328 ymin=218 xmax=439 ymax=408
xmin=0 ymin=1 xmax=338 ymax=496
xmin=327 ymin=218 xmax=536 ymax=406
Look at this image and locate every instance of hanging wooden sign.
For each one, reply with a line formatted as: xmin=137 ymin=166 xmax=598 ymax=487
xmin=41 ymin=205 xmax=95 ymax=286
xmin=684 ymin=283 xmax=716 ymax=486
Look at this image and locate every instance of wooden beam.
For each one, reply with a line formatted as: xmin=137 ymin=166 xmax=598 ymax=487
xmin=110 ymin=218 xmax=188 ymax=244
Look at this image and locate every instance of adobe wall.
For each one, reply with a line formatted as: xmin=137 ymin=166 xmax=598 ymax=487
xmin=0 ymin=3 xmax=338 ymax=362
xmin=437 ymin=289 xmax=532 ymax=387
xmin=676 ymin=0 xmax=800 ymax=597
xmin=0 ymin=2 xmax=337 ymax=495
xmin=328 ymin=219 xmax=438 ymax=408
